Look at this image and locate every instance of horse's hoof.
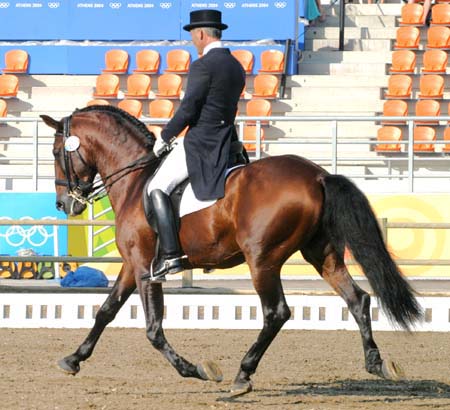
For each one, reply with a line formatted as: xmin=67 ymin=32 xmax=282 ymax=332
xmin=230 ymin=380 xmax=253 ymax=397
xmin=381 ymin=359 xmax=404 ymax=381
xmin=197 ymin=360 xmax=223 ymax=382
xmin=58 ymin=357 xmax=80 ymax=375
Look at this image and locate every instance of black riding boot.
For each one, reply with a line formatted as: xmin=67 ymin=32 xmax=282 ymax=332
xmin=142 ymin=189 xmax=185 ymax=282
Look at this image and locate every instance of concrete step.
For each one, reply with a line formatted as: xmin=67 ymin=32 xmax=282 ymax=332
xmin=305 ymin=38 xmax=394 ymax=51
xmin=305 ymin=26 xmax=399 ymax=40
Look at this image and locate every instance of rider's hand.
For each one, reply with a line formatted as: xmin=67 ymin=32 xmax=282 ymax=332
xmin=153 ymin=137 xmax=169 ymax=157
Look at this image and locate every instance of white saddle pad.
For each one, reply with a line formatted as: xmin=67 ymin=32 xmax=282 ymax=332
xmin=179 ymin=165 xmax=245 ymax=218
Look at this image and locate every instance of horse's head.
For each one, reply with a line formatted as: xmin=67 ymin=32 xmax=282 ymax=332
xmin=41 ymin=113 xmax=97 ymax=216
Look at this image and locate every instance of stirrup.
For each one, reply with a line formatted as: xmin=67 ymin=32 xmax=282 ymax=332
xmin=141 ymin=255 xmax=185 ymax=282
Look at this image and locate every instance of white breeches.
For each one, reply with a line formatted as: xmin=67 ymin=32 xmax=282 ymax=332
xmin=147 ymin=138 xmax=189 ymax=195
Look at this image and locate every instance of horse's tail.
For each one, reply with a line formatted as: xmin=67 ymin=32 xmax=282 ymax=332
xmin=320 ymin=174 xmax=423 ymax=331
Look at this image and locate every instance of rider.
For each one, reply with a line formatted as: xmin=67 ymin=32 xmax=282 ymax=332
xmin=143 ymin=9 xmax=246 ymax=282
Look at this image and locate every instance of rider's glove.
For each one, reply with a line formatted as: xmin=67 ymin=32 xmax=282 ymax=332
xmin=153 ymin=137 xmax=169 ymax=157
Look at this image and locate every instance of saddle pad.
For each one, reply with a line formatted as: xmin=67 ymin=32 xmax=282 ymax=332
xmin=179 ymin=165 xmax=245 ymax=218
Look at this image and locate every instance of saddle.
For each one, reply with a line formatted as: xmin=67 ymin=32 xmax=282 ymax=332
xmin=143 ymin=140 xmax=248 ymax=231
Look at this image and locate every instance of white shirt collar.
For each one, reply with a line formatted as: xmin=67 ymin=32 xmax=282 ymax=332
xmin=203 ymin=41 xmax=223 ymax=56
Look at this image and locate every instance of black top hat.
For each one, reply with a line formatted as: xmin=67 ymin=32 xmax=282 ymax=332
xmin=183 ymin=9 xmax=228 ymax=32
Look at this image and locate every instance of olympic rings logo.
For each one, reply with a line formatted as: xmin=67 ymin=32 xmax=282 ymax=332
xmin=159 ymin=2 xmax=171 ymax=8
xmin=48 ymin=2 xmax=60 ymax=8
xmin=223 ymin=2 xmax=235 ymax=8
xmin=109 ymin=2 xmax=122 ymax=9
xmin=0 ymin=217 xmax=56 ymax=248
xmin=274 ymin=1 xmax=286 ymax=8
xmin=0 ymin=2 xmax=10 ymax=8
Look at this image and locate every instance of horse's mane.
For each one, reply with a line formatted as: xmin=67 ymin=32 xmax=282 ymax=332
xmin=75 ymin=105 xmax=155 ymax=148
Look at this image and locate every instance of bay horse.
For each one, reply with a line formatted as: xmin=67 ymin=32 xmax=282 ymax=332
xmin=41 ymin=105 xmax=422 ymax=397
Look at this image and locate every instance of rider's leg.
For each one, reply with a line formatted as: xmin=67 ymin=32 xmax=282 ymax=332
xmin=143 ymin=139 xmax=188 ymax=281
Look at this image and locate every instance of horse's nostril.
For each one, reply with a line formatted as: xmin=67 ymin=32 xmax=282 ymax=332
xmin=56 ymin=201 xmax=65 ymax=211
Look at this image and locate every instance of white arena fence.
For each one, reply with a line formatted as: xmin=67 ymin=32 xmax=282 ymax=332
xmin=1 ymin=292 xmax=449 ymax=332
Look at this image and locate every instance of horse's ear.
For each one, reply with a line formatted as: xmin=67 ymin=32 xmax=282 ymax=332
xmin=40 ymin=115 xmax=60 ymax=131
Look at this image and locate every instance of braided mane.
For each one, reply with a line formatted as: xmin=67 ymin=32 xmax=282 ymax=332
xmin=75 ymin=105 xmax=155 ymax=148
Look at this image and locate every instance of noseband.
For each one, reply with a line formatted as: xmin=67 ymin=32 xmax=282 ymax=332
xmin=54 ymin=115 xmax=163 ymax=205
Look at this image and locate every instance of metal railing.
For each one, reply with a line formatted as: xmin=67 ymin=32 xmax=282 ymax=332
xmin=1 ymin=115 xmax=450 ymax=193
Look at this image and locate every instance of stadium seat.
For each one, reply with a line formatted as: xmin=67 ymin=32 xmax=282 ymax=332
xmin=36 ymin=261 xmax=55 ymax=280
xmin=124 ymin=74 xmax=151 ymax=98
xmin=421 ymin=49 xmax=448 ymax=74
xmin=399 ymin=3 xmax=425 ymax=25
xmin=17 ymin=261 xmax=38 ymax=279
xmin=231 ymin=49 xmax=254 ymax=74
xmin=2 ymin=49 xmax=28 ymax=73
xmin=164 ymin=49 xmax=190 ymax=74
xmin=384 ymin=75 xmax=412 ymax=99
xmin=86 ymin=99 xmax=110 ymax=107
xmin=413 ymin=126 xmax=436 ymax=152
xmin=375 ymin=126 xmax=403 ymax=152
xmin=155 ymin=73 xmax=182 ymax=99
xmin=102 ymin=49 xmax=129 ymax=74
xmin=0 ymin=98 xmax=7 ymax=116
xmin=251 ymin=74 xmax=279 ymax=99
xmin=394 ymin=26 xmax=421 ymax=49
xmin=242 ymin=125 xmax=265 ymax=152
xmin=418 ymin=74 xmax=444 ymax=98
xmin=118 ymin=99 xmax=143 ymax=118
xmin=258 ymin=49 xmax=284 ymax=74
xmin=415 ymin=99 xmax=441 ymax=124
xmin=93 ymin=74 xmax=120 ymax=98
xmin=443 ymin=126 xmax=450 ymax=152
xmin=149 ymin=98 xmax=174 ymax=119
xmin=430 ymin=3 xmax=450 ymax=25
xmin=246 ymin=98 xmax=272 ymax=126
xmin=390 ymin=50 xmax=416 ymax=73
xmin=381 ymin=100 xmax=408 ymax=125
xmin=426 ymin=26 xmax=450 ymax=49
xmin=0 ymin=260 xmax=16 ymax=279
xmin=133 ymin=49 xmax=160 ymax=74
xmin=0 ymin=74 xmax=19 ymax=98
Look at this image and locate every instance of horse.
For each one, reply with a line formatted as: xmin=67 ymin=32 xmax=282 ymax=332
xmin=40 ymin=105 xmax=423 ymax=397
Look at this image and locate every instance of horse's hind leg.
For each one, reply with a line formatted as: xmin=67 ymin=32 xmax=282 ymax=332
xmin=58 ymin=266 xmax=136 ymax=375
xmin=302 ymin=242 xmax=404 ymax=381
xmin=231 ymin=263 xmax=291 ymax=396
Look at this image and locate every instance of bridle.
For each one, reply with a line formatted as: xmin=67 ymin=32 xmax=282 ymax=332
xmin=54 ymin=115 xmax=162 ymax=206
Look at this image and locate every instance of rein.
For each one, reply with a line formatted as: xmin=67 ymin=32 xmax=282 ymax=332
xmin=55 ymin=115 xmax=162 ymax=205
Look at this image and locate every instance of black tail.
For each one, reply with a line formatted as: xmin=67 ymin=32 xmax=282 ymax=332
xmin=320 ymin=174 xmax=423 ymax=331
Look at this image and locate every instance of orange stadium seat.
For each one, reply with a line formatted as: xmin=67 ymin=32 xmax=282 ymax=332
xmin=390 ymin=50 xmax=416 ymax=73
xmin=415 ymin=99 xmax=441 ymax=124
xmin=375 ymin=126 xmax=403 ymax=152
xmin=443 ymin=127 xmax=450 ymax=152
xmin=0 ymin=98 xmax=7 ymax=116
xmin=426 ymin=26 xmax=450 ymax=49
xmin=242 ymin=125 xmax=265 ymax=152
xmin=246 ymin=98 xmax=272 ymax=126
xmin=93 ymin=74 xmax=120 ymax=98
xmin=385 ymin=75 xmax=412 ymax=99
xmin=258 ymin=49 xmax=284 ymax=74
xmin=118 ymin=99 xmax=143 ymax=118
xmin=421 ymin=49 xmax=448 ymax=74
xmin=124 ymin=74 xmax=151 ymax=98
xmin=418 ymin=74 xmax=444 ymax=98
xmin=149 ymin=98 xmax=174 ymax=119
xmin=86 ymin=99 xmax=110 ymax=107
xmin=251 ymin=74 xmax=279 ymax=99
xmin=231 ymin=49 xmax=254 ymax=74
xmin=413 ymin=126 xmax=436 ymax=151
xmin=431 ymin=3 xmax=450 ymax=25
xmin=102 ymin=49 xmax=129 ymax=74
xmin=133 ymin=49 xmax=160 ymax=74
xmin=155 ymin=73 xmax=182 ymax=99
xmin=164 ymin=49 xmax=190 ymax=74
xmin=0 ymin=74 xmax=19 ymax=98
xmin=381 ymin=100 xmax=408 ymax=125
xmin=399 ymin=3 xmax=425 ymax=25
xmin=2 ymin=49 xmax=28 ymax=73
xmin=394 ymin=26 xmax=421 ymax=50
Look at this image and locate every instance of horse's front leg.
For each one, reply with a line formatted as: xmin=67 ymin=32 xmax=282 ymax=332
xmin=140 ymin=280 xmax=223 ymax=382
xmin=58 ymin=266 xmax=136 ymax=375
